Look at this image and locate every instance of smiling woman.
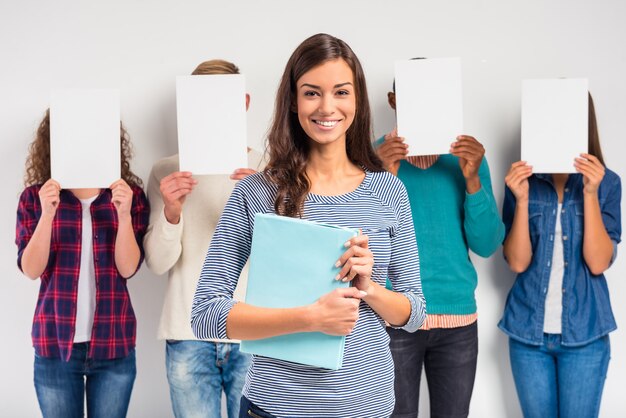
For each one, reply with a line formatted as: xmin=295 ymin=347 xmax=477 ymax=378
xmin=296 ymin=59 xmax=356 ymax=147
xmin=191 ymin=33 xmax=426 ymax=417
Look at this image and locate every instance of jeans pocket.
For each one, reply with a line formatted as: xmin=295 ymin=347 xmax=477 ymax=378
xmin=243 ymin=398 xmax=275 ymax=418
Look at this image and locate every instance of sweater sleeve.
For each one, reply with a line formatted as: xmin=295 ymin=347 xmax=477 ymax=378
xmin=387 ymin=181 xmax=426 ymax=333
xmin=143 ymin=164 xmax=184 ymax=276
xmin=191 ymin=184 xmax=252 ymax=340
xmin=463 ymin=157 xmax=505 ymax=257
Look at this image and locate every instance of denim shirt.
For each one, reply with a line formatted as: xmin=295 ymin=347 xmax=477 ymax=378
xmin=498 ymin=169 xmax=622 ymax=347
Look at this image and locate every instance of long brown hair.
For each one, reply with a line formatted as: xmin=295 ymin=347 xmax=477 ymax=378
xmin=588 ymin=93 xmax=604 ymax=165
xmin=265 ymin=33 xmax=383 ymax=217
xmin=24 ymin=109 xmax=143 ymax=188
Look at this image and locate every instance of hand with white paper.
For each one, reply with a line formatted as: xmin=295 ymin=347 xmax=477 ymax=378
xmin=230 ymin=168 xmax=257 ymax=181
xmin=376 ymin=128 xmax=408 ymax=176
xmin=110 ymin=179 xmax=134 ymax=220
xmin=335 ymin=234 xmax=374 ymax=291
xmin=505 ymin=161 xmax=533 ymax=202
xmin=38 ymin=178 xmax=61 ymax=219
xmin=310 ymin=287 xmax=367 ymax=336
xmin=159 ymin=171 xmax=197 ymax=224
xmin=450 ymin=135 xmax=485 ymax=193
xmin=575 ymin=153 xmax=605 ymax=195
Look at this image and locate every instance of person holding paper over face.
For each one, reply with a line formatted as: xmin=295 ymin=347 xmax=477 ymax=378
xmin=191 ymin=34 xmax=426 ymax=418
xmin=15 ymin=109 xmax=149 ymax=418
xmin=143 ymin=59 xmax=262 ymax=418
xmin=375 ymin=60 xmax=505 ymax=418
xmin=500 ymin=93 xmax=621 ymax=418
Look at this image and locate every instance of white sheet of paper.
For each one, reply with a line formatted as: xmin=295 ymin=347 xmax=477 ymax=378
xmin=522 ymin=79 xmax=588 ymax=173
xmin=394 ymin=58 xmax=463 ymax=156
xmin=176 ymin=75 xmax=247 ymax=175
xmin=50 ymin=89 xmax=121 ymax=188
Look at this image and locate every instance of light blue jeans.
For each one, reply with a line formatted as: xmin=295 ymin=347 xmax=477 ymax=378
xmin=34 ymin=343 xmax=136 ymax=418
xmin=166 ymin=340 xmax=252 ymax=418
xmin=509 ymin=334 xmax=610 ymax=418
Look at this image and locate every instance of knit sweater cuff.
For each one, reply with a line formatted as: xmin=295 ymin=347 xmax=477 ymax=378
xmin=157 ymin=208 xmax=184 ymax=241
xmin=464 ymin=186 xmax=489 ymax=207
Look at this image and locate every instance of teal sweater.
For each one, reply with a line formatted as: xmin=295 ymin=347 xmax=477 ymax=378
xmin=377 ymin=139 xmax=504 ymax=314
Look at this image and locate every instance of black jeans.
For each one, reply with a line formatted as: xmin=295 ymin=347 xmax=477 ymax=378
xmin=387 ymin=322 xmax=478 ymax=418
xmin=239 ymin=396 xmax=276 ymax=418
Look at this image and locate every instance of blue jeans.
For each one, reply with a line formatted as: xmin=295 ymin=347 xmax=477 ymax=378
xmin=34 ymin=343 xmax=136 ymax=418
xmin=509 ymin=334 xmax=610 ymax=418
xmin=239 ymin=396 xmax=275 ymax=418
xmin=387 ymin=322 xmax=478 ymax=418
xmin=166 ymin=340 xmax=252 ymax=418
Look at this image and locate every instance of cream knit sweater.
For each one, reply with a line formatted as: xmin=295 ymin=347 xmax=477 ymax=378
xmin=144 ymin=151 xmax=263 ymax=342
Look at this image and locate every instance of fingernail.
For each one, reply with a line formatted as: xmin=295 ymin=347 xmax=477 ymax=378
xmin=359 ymin=291 xmax=368 ymax=297
xmin=335 ymin=274 xmax=341 ymax=280
xmin=344 ymin=241 xmax=351 ymax=247
xmin=334 ymin=260 xmax=341 ymax=268
xmin=342 ymin=278 xmax=349 ymax=282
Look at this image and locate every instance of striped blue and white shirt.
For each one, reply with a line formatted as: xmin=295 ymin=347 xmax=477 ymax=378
xmin=191 ymin=170 xmax=425 ymax=417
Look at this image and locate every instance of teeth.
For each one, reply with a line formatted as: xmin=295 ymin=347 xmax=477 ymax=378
xmin=315 ymin=120 xmax=338 ymax=127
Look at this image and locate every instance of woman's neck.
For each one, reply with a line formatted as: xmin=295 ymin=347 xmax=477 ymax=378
xmin=69 ymin=188 xmax=101 ymax=200
xmin=551 ymin=173 xmax=569 ymax=203
xmin=306 ymin=143 xmax=364 ymax=196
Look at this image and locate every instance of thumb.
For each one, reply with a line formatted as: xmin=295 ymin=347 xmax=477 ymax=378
xmin=338 ymin=287 xmax=367 ymax=299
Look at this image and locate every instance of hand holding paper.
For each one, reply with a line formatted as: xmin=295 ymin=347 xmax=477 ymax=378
xmin=377 ymin=129 xmax=408 ymax=175
xmin=38 ymin=179 xmax=61 ymax=219
xmin=160 ymin=171 xmax=197 ymax=224
xmin=575 ymin=153 xmax=605 ymax=195
xmin=450 ymin=135 xmax=485 ymax=193
xmin=110 ymin=179 xmax=133 ymax=219
xmin=505 ymin=161 xmax=533 ymax=202
xmin=229 ymin=168 xmax=257 ymax=181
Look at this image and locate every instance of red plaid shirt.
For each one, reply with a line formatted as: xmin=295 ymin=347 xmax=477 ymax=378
xmin=16 ymin=185 xmax=150 ymax=361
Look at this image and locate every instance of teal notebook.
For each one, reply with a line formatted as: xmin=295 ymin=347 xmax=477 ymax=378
xmin=240 ymin=213 xmax=358 ymax=370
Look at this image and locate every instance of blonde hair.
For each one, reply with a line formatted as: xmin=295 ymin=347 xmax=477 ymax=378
xmin=192 ymin=59 xmax=240 ymax=75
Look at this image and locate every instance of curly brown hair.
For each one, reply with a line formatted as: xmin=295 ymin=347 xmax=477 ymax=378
xmin=24 ymin=109 xmax=143 ymax=188
xmin=265 ymin=33 xmax=383 ymax=217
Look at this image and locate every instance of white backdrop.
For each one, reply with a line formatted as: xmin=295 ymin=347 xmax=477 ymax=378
xmin=1 ymin=1 xmax=625 ymax=416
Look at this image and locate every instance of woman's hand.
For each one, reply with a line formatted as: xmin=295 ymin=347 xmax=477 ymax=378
xmin=310 ymin=287 xmax=367 ymax=336
xmin=335 ymin=234 xmax=374 ymax=292
xmin=38 ymin=179 xmax=61 ymax=219
xmin=575 ymin=153 xmax=605 ymax=195
xmin=505 ymin=161 xmax=533 ymax=202
xmin=110 ymin=179 xmax=133 ymax=220
xmin=376 ymin=128 xmax=408 ymax=176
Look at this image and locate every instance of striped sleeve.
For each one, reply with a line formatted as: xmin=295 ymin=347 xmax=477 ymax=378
xmin=386 ymin=178 xmax=426 ymax=332
xmin=191 ymin=183 xmax=253 ymax=340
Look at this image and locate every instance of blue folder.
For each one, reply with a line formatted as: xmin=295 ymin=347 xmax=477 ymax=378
xmin=240 ymin=213 xmax=358 ymax=370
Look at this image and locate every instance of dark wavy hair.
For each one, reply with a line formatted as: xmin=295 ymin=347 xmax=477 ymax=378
xmin=588 ymin=93 xmax=604 ymax=166
xmin=24 ymin=109 xmax=143 ymax=188
xmin=264 ymin=33 xmax=383 ymax=217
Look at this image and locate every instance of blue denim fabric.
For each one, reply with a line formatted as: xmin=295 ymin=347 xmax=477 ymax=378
xmin=387 ymin=323 xmax=478 ymax=418
xmin=509 ymin=334 xmax=610 ymax=418
xmin=34 ymin=343 xmax=136 ymax=418
xmin=166 ymin=340 xmax=252 ymax=418
xmin=499 ymin=170 xmax=622 ymax=346
xmin=239 ymin=396 xmax=276 ymax=418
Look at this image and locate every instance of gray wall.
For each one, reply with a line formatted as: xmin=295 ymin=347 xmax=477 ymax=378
xmin=1 ymin=1 xmax=625 ymax=416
